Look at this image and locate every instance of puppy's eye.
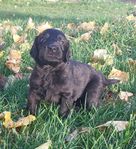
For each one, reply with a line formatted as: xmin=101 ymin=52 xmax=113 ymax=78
xmin=57 ymin=35 xmax=63 ymax=41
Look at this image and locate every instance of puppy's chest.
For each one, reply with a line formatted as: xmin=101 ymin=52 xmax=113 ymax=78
xmin=42 ymin=70 xmax=67 ymax=91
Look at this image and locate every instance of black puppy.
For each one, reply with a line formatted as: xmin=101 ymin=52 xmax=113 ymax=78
xmin=27 ymin=28 xmax=119 ymax=117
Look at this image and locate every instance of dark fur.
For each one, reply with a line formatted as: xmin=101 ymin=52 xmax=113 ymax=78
xmin=27 ymin=28 xmax=119 ymax=117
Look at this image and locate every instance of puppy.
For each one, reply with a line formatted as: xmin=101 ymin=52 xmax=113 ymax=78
xmin=27 ymin=28 xmax=119 ymax=117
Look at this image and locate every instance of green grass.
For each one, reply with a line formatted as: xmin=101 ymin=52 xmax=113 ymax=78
xmin=0 ymin=0 xmax=136 ymax=148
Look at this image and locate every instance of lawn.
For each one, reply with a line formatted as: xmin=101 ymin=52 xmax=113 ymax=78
xmin=0 ymin=0 xmax=136 ymax=148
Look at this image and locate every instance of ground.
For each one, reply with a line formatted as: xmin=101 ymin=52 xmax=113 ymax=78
xmin=0 ymin=0 xmax=136 ymax=149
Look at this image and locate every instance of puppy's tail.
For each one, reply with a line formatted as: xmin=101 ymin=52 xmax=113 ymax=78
xmin=102 ymin=74 xmax=120 ymax=86
xmin=104 ymin=78 xmax=120 ymax=86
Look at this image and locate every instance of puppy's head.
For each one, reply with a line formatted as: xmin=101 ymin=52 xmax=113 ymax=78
xmin=30 ymin=28 xmax=70 ymax=66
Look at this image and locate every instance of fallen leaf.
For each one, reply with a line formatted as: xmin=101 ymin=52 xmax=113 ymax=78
xmin=5 ymin=50 xmax=21 ymax=73
xmin=13 ymin=34 xmax=27 ymax=44
xmin=0 ymin=51 xmax=4 ymax=58
xmin=26 ymin=17 xmax=35 ymax=30
xmin=11 ymin=115 xmax=36 ymax=128
xmin=79 ymin=32 xmax=92 ymax=41
xmin=35 ymin=140 xmax=52 ymax=149
xmin=65 ymin=127 xmax=90 ymax=142
xmin=119 ymin=91 xmax=133 ymax=102
xmin=0 ymin=111 xmax=36 ymax=129
xmin=112 ymin=43 xmax=122 ymax=56
xmin=128 ymin=58 xmax=136 ymax=68
xmin=2 ymin=111 xmax=14 ymax=128
xmin=10 ymin=26 xmax=22 ymax=35
xmin=78 ymin=21 xmax=95 ymax=31
xmin=67 ymin=23 xmax=77 ymax=30
xmin=100 ymin=22 xmax=109 ymax=35
xmin=108 ymin=68 xmax=129 ymax=82
xmin=92 ymin=49 xmax=108 ymax=62
xmin=126 ymin=14 xmax=136 ymax=21
xmin=37 ymin=22 xmax=52 ymax=34
xmin=96 ymin=121 xmax=128 ymax=132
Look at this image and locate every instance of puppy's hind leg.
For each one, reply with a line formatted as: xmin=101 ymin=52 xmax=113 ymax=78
xmin=86 ymin=76 xmax=104 ymax=109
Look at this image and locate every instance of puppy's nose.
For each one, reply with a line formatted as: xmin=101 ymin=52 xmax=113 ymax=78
xmin=48 ymin=45 xmax=56 ymax=53
xmin=52 ymin=47 xmax=56 ymax=53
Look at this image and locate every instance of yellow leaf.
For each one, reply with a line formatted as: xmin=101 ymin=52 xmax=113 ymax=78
xmin=12 ymin=115 xmax=36 ymax=128
xmin=78 ymin=21 xmax=95 ymax=31
xmin=126 ymin=14 xmax=136 ymax=21
xmin=96 ymin=121 xmax=128 ymax=132
xmin=100 ymin=23 xmax=109 ymax=35
xmin=119 ymin=91 xmax=133 ymax=102
xmin=26 ymin=17 xmax=35 ymax=30
xmin=0 ymin=51 xmax=4 ymax=58
xmin=108 ymin=68 xmax=129 ymax=82
xmin=67 ymin=23 xmax=77 ymax=30
xmin=79 ymin=32 xmax=91 ymax=41
xmin=37 ymin=22 xmax=52 ymax=34
xmin=35 ymin=140 xmax=52 ymax=149
xmin=2 ymin=113 xmax=36 ymax=128
xmin=13 ymin=34 xmax=21 ymax=43
xmin=2 ymin=111 xmax=14 ymax=128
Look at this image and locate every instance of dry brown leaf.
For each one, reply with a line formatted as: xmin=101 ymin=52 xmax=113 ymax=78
xmin=128 ymin=58 xmax=136 ymax=68
xmin=26 ymin=17 xmax=35 ymax=30
xmin=35 ymin=140 xmax=52 ymax=149
xmin=108 ymin=68 xmax=129 ymax=82
xmin=67 ymin=23 xmax=77 ymax=30
xmin=5 ymin=50 xmax=21 ymax=73
xmin=96 ymin=121 xmax=128 ymax=132
xmin=78 ymin=21 xmax=95 ymax=31
xmin=112 ymin=43 xmax=122 ymax=56
xmin=119 ymin=91 xmax=133 ymax=102
xmin=37 ymin=22 xmax=52 ymax=34
xmin=126 ymin=14 xmax=136 ymax=21
xmin=79 ymin=32 xmax=92 ymax=41
xmin=65 ymin=127 xmax=90 ymax=142
xmin=100 ymin=22 xmax=109 ymax=35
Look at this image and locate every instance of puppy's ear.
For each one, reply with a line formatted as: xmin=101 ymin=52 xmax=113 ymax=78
xmin=30 ymin=36 xmax=39 ymax=63
xmin=64 ymin=40 xmax=71 ymax=62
